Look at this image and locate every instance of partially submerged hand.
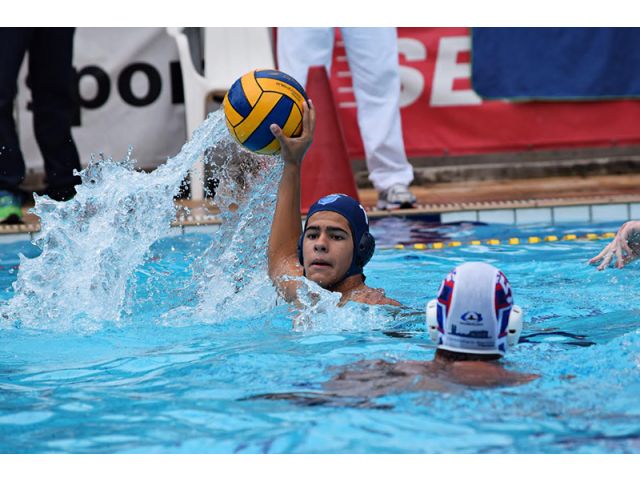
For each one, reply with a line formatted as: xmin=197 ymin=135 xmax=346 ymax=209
xmin=589 ymin=220 xmax=640 ymax=270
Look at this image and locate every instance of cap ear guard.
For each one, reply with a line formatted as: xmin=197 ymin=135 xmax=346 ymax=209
xmin=506 ymin=305 xmax=523 ymax=347
xmin=356 ymin=232 xmax=375 ymax=267
xmin=426 ymin=299 xmax=439 ymax=342
xmin=297 ymin=231 xmax=304 ymax=266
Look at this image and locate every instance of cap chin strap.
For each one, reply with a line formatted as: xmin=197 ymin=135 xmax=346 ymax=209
xmin=425 ymin=299 xmax=523 ymax=349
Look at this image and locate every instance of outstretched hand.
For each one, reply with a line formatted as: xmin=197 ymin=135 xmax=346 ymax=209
xmin=270 ymin=99 xmax=316 ymax=167
xmin=589 ymin=220 xmax=640 ymax=270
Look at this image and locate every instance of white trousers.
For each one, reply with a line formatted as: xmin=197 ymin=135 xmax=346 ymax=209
xmin=277 ymin=27 xmax=414 ymax=192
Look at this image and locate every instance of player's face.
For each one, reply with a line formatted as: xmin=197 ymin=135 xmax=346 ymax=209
xmin=303 ymin=211 xmax=353 ymax=288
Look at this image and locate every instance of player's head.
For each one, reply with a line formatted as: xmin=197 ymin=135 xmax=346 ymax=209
xmin=426 ymin=262 xmax=523 ymax=359
xmin=298 ymin=194 xmax=375 ymax=288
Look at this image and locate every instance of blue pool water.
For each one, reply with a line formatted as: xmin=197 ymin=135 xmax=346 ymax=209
xmin=1 ymin=219 xmax=639 ymax=453
xmin=1 ymin=110 xmax=638 ymax=453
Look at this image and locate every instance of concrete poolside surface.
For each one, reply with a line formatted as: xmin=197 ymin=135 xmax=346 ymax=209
xmin=3 ymin=173 xmax=640 ymax=234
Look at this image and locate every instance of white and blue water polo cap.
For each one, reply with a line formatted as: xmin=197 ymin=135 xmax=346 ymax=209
xmin=434 ymin=262 xmax=514 ymax=355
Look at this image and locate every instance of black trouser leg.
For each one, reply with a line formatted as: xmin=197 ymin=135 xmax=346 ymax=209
xmin=0 ymin=27 xmax=31 ymax=194
xmin=29 ymin=27 xmax=81 ymax=190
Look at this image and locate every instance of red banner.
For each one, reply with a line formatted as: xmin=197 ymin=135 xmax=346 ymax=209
xmin=330 ymin=27 xmax=640 ymax=159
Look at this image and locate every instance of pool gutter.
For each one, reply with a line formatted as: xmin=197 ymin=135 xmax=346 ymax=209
xmin=2 ymin=193 xmax=639 ymax=243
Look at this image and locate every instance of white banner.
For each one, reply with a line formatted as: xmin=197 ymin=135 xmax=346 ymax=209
xmin=17 ymin=27 xmax=187 ymax=175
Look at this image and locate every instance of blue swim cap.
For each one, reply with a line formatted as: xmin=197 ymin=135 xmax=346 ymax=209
xmin=298 ymin=194 xmax=375 ymax=282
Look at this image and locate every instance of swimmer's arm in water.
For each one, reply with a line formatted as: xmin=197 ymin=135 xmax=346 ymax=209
xmin=324 ymin=359 xmax=539 ymax=397
xmin=446 ymin=361 xmax=540 ymax=388
xmin=267 ymin=100 xmax=316 ymax=301
xmin=343 ymin=286 xmax=402 ymax=307
xmin=589 ymin=220 xmax=640 ymax=270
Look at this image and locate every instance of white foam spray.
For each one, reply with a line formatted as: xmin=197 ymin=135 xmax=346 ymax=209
xmin=1 ymin=111 xmax=227 ymax=330
xmin=0 ymin=109 xmax=392 ymax=334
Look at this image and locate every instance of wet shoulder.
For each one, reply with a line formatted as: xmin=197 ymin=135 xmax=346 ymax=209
xmin=448 ymin=361 xmax=540 ymax=388
xmin=346 ymin=286 xmax=402 ymax=307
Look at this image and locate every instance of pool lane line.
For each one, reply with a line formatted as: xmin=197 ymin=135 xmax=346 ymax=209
xmin=387 ymin=231 xmax=617 ymax=250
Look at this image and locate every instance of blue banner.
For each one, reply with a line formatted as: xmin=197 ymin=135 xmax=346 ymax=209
xmin=471 ymin=27 xmax=640 ymax=100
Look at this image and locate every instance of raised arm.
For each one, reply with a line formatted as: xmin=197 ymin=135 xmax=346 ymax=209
xmin=589 ymin=220 xmax=640 ymax=270
xmin=267 ymin=100 xmax=316 ymax=299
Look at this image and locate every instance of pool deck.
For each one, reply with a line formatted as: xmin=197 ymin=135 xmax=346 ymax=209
xmin=2 ymin=173 xmax=640 ymax=237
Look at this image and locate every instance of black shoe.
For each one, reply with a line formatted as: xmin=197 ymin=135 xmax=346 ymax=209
xmin=37 ymin=185 xmax=77 ymax=202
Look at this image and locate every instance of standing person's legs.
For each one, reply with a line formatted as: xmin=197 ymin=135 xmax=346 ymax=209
xmin=277 ymin=28 xmax=335 ymax=88
xmin=340 ymin=28 xmax=414 ymax=198
xmin=29 ymin=27 xmax=81 ymax=199
xmin=0 ymin=28 xmax=32 ymax=194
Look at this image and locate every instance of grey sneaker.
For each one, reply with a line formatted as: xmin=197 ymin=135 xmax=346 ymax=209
xmin=377 ymin=184 xmax=417 ymax=210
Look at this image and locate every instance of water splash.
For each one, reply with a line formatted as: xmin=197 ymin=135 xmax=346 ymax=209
xmin=0 ymin=111 xmax=227 ymax=331
xmin=0 ymin=108 xmax=393 ymax=334
xmin=159 ymin=137 xmax=284 ymax=325
xmin=284 ymin=275 xmax=395 ymax=333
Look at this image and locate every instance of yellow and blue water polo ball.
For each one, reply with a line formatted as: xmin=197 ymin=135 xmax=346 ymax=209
xmin=223 ymin=69 xmax=308 ymax=155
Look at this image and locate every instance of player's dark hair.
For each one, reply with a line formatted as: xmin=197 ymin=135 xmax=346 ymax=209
xmin=435 ymin=349 xmax=502 ymax=362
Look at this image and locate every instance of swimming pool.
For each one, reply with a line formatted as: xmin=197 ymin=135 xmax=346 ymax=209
xmin=1 ymin=217 xmax=639 ymax=453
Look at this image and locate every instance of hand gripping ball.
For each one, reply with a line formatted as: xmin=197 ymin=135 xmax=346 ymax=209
xmin=223 ymin=69 xmax=308 ymax=155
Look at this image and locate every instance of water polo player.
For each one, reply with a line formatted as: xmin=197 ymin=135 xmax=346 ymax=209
xmin=251 ymin=262 xmax=538 ymax=405
xmin=267 ymin=100 xmax=400 ymax=307
xmin=321 ymin=262 xmax=538 ymax=394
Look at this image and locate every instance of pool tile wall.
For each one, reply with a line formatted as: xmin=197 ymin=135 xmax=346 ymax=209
xmin=514 ymin=208 xmax=553 ymax=225
xmin=4 ymin=201 xmax=640 ymax=240
xmin=477 ymin=209 xmax=516 ymax=224
xmin=440 ymin=202 xmax=640 ymax=226
xmin=553 ymin=206 xmax=591 ymax=223
xmin=591 ymin=204 xmax=630 ymax=223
